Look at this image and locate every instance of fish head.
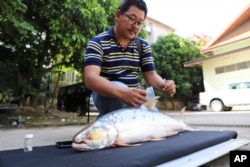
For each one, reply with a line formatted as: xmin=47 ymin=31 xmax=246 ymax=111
xmin=73 ymin=122 xmax=118 ymax=150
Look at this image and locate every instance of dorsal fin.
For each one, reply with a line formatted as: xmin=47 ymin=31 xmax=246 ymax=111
xmin=142 ymin=96 xmax=160 ymax=110
xmin=179 ymin=106 xmax=187 ymax=121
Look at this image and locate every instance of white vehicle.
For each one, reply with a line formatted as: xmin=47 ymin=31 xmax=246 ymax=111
xmin=199 ymin=81 xmax=250 ymax=112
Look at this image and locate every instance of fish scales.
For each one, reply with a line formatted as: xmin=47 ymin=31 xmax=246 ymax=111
xmin=72 ymin=98 xmax=189 ymax=151
xmin=99 ymin=107 xmax=184 ymax=143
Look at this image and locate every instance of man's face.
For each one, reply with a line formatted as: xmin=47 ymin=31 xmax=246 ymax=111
xmin=115 ymin=6 xmax=145 ymax=40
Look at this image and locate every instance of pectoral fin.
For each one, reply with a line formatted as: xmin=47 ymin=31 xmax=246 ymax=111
xmin=143 ymin=96 xmax=160 ymax=110
xmin=149 ymin=137 xmax=165 ymax=141
xmin=113 ymin=140 xmax=140 ymax=147
xmin=167 ymin=131 xmax=179 ymax=136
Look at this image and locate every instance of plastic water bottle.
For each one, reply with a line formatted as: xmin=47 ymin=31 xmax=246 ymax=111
xmin=24 ymin=134 xmax=33 ymax=152
xmin=146 ymin=86 xmax=155 ymax=100
xmin=146 ymin=86 xmax=160 ymax=112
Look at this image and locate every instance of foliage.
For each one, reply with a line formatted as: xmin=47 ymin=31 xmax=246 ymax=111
xmin=0 ymin=0 xmax=206 ymax=105
xmin=0 ymin=0 xmax=119 ymax=105
xmin=138 ymin=24 xmax=148 ymax=39
xmin=0 ymin=89 xmax=13 ymax=103
xmin=151 ymin=33 xmax=205 ymax=98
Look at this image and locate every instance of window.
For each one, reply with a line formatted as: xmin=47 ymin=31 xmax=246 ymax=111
xmin=225 ymin=64 xmax=236 ymax=72
xmin=237 ymin=62 xmax=248 ymax=70
xmin=228 ymin=82 xmax=250 ymax=90
xmin=244 ymin=82 xmax=250 ymax=89
xmin=215 ymin=67 xmax=225 ymax=74
xmin=228 ymin=83 xmax=240 ymax=89
xmin=215 ymin=60 xmax=250 ymax=74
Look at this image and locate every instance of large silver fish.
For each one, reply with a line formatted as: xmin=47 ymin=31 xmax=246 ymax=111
xmin=72 ymin=97 xmax=190 ymax=151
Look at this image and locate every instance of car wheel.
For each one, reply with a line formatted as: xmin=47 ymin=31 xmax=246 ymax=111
xmin=210 ymin=100 xmax=224 ymax=112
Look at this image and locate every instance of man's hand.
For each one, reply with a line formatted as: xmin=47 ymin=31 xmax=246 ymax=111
xmin=122 ymin=88 xmax=147 ymax=107
xmin=162 ymin=79 xmax=176 ymax=97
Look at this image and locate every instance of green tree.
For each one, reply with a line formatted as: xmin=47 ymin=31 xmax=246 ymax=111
xmin=0 ymin=0 xmax=119 ymax=105
xmin=151 ymin=33 xmax=205 ymax=99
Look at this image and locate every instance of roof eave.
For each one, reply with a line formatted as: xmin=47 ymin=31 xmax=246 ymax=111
xmin=184 ymin=46 xmax=250 ymax=67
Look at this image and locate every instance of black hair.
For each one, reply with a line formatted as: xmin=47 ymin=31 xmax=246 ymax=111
xmin=118 ymin=0 xmax=148 ymax=18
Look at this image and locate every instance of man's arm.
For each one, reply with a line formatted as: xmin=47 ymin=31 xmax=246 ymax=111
xmin=143 ymin=70 xmax=176 ymax=97
xmin=84 ymin=65 xmax=122 ymax=98
xmin=84 ymin=65 xmax=147 ymax=106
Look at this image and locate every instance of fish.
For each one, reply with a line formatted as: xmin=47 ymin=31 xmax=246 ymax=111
xmin=72 ymin=96 xmax=191 ymax=151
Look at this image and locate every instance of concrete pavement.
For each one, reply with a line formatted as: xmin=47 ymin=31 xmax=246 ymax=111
xmin=1 ymin=110 xmax=250 ymax=151
xmin=166 ymin=110 xmax=250 ymax=140
xmin=0 ymin=110 xmax=250 ymax=167
xmin=0 ymin=126 xmax=82 ymax=151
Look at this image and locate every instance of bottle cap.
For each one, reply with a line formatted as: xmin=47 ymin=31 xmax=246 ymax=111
xmin=25 ymin=134 xmax=34 ymax=138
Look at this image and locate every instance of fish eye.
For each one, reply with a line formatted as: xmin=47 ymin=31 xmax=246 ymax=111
xmin=85 ymin=133 xmax=93 ymax=140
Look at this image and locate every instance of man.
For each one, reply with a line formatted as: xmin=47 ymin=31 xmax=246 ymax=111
xmin=84 ymin=0 xmax=176 ymax=117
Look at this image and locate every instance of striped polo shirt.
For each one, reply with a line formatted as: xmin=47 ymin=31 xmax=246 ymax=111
xmin=84 ymin=26 xmax=155 ymax=88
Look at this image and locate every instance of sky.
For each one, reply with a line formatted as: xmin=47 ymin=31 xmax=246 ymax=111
xmin=144 ymin=0 xmax=250 ymax=37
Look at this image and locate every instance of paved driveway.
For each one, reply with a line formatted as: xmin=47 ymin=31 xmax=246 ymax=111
xmin=0 ymin=110 xmax=249 ymax=167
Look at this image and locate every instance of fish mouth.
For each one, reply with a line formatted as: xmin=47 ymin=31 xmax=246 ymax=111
xmin=73 ymin=135 xmax=107 ymax=150
xmin=72 ymin=142 xmax=93 ymax=151
xmin=72 ymin=136 xmax=93 ymax=150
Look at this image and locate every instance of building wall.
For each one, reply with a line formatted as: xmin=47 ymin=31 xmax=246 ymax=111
xmin=145 ymin=17 xmax=174 ymax=44
xmin=202 ymin=49 xmax=250 ymax=91
xmin=201 ymin=16 xmax=250 ymax=92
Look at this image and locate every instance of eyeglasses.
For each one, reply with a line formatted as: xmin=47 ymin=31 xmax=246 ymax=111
xmin=123 ymin=13 xmax=144 ymax=27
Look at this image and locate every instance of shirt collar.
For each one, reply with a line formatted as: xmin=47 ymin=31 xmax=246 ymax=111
xmin=108 ymin=26 xmax=116 ymax=39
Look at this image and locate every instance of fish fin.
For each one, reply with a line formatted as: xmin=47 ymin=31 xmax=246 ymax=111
xmin=149 ymin=137 xmax=165 ymax=141
xmin=178 ymin=106 xmax=196 ymax=131
xmin=179 ymin=106 xmax=187 ymax=122
xmin=113 ymin=142 xmax=140 ymax=147
xmin=168 ymin=131 xmax=179 ymax=136
xmin=142 ymin=96 xmax=160 ymax=110
xmin=149 ymin=131 xmax=180 ymax=141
